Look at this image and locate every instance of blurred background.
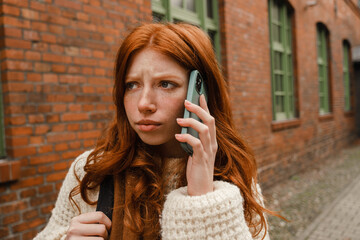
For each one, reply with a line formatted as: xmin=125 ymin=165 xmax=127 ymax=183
xmin=0 ymin=0 xmax=359 ymax=239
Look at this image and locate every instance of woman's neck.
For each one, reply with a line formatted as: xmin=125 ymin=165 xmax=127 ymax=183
xmin=153 ymin=138 xmax=187 ymax=158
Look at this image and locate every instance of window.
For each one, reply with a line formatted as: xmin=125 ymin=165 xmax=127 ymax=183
xmin=151 ymin=0 xmax=220 ymax=59
xmin=0 ymin=79 xmax=5 ymax=158
xmin=343 ymin=40 xmax=351 ymax=111
xmin=268 ymin=0 xmax=296 ymax=121
xmin=316 ymin=23 xmax=331 ymax=115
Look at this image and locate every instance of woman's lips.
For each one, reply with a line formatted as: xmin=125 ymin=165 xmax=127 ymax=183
xmin=136 ymin=120 xmax=161 ymax=132
xmin=138 ymin=124 xmax=160 ymax=132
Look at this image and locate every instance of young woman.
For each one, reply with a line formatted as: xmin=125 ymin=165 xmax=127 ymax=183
xmin=35 ymin=22 xmax=274 ymax=240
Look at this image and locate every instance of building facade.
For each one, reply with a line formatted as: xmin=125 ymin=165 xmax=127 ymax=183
xmin=0 ymin=0 xmax=359 ymax=239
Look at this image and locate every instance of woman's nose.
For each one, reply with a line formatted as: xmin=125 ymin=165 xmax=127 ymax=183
xmin=138 ymin=88 xmax=156 ymax=113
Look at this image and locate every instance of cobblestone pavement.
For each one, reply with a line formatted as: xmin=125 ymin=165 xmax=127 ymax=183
xmin=298 ymin=175 xmax=360 ymax=240
xmin=263 ymin=141 xmax=360 ymax=240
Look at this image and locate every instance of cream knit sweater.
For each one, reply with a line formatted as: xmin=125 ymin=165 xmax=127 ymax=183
xmin=34 ymin=151 xmax=270 ymax=240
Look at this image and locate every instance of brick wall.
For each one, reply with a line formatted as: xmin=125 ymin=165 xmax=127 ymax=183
xmin=0 ymin=0 xmax=359 ymax=239
xmin=0 ymin=0 xmax=152 ymax=239
xmin=220 ymin=0 xmax=360 ymax=187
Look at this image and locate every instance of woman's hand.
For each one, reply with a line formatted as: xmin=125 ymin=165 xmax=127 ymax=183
xmin=66 ymin=211 xmax=111 ymax=240
xmin=175 ymin=95 xmax=217 ymax=196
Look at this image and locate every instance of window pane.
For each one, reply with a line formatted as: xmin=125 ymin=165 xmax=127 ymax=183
xmin=276 ymin=95 xmax=285 ymax=112
xmin=171 ymin=0 xmax=183 ymax=8
xmin=272 ymin=1 xmax=280 ymax=22
xmin=208 ymin=30 xmax=216 ymax=46
xmin=207 ymin=0 xmax=214 ymax=18
xmin=153 ymin=12 xmax=165 ymax=22
xmin=186 ymin=0 xmax=195 ymax=11
xmin=274 ymin=51 xmax=282 ymax=70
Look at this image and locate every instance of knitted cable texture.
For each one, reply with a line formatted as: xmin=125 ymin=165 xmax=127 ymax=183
xmin=161 ymin=181 xmax=254 ymax=240
xmin=34 ymin=151 xmax=270 ymax=240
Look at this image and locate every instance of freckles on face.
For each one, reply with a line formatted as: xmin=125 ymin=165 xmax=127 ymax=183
xmin=123 ymin=48 xmax=188 ymax=146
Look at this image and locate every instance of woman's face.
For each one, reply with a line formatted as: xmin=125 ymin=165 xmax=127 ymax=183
xmin=124 ymin=48 xmax=188 ymax=150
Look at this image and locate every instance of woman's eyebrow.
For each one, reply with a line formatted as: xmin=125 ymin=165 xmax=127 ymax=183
xmin=153 ymin=73 xmax=185 ymax=81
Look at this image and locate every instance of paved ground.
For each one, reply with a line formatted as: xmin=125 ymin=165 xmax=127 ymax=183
xmin=298 ymin=175 xmax=360 ymax=240
xmin=263 ymin=141 xmax=360 ymax=240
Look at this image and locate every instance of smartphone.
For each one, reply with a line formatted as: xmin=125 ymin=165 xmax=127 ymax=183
xmin=180 ymin=70 xmax=208 ymax=156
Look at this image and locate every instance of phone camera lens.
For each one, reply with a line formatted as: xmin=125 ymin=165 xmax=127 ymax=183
xmin=196 ymin=76 xmax=202 ymax=93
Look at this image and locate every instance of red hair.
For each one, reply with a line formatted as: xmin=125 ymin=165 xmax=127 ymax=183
xmin=70 ymin=22 xmax=275 ymax=239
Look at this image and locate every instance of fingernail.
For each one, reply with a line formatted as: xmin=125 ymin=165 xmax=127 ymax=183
xmin=185 ymin=100 xmax=191 ymax=105
xmin=176 ymin=118 xmax=183 ymax=122
xmin=175 ymin=134 xmax=181 ymax=138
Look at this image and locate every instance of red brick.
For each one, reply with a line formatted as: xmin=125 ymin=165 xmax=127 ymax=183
xmin=12 ymin=218 xmax=45 ymax=233
xmin=51 ymin=123 xmax=66 ymax=132
xmin=0 ymin=201 xmax=27 ymax=214
xmin=51 ymin=64 xmax=67 ymax=73
xmin=20 ymin=188 xmax=36 ymax=198
xmin=6 ymin=126 xmax=33 ymax=136
xmin=55 ymin=143 xmax=68 ymax=151
xmin=29 ymin=136 xmax=44 ymax=145
xmin=30 ymin=1 xmax=46 ymax=12
xmin=27 ymin=72 xmax=42 ymax=82
xmin=8 ymin=146 xmax=37 ymax=158
xmin=5 ymin=115 xmax=26 ymax=125
xmin=4 ymin=60 xmax=32 ymax=71
xmin=38 ymin=185 xmax=54 ymax=194
xmin=21 ymin=9 xmax=40 ymax=20
xmin=38 ymin=165 xmax=52 ymax=174
xmin=34 ymin=125 xmax=50 ymax=135
xmin=3 ymin=214 xmax=21 ymax=225
xmin=24 ymin=51 xmax=41 ymax=61
xmin=38 ymin=145 xmax=53 ymax=154
xmin=62 ymin=150 xmax=83 ymax=160
xmin=3 ymin=49 xmax=24 ymax=59
xmin=23 ymin=210 xmax=38 ymax=220
xmin=54 ymin=0 xmax=82 ymax=10
xmin=7 ymin=137 xmax=29 ymax=147
xmin=29 ymin=154 xmax=60 ymax=165
xmin=2 ymin=16 xmax=30 ymax=28
xmin=47 ymin=132 xmax=76 ymax=143
xmin=3 ymin=0 xmax=28 ymax=8
xmin=0 ymin=192 xmax=17 ymax=202
xmin=22 ymin=230 xmax=38 ymax=240
xmin=41 ymin=204 xmax=54 ymax=214
xmin=34 ymin=62 xmax=51 ymax=72
xmin=10 ymin=176 xmax=43 ymax=191
xmin=2 ymin=4 xmax=21 ymax=16
xmin=3 ymin=27 xmax=22 ymax=38
xmin=61 ymin=113 xmax=89 ymax=122
xmin=46 ymin=171 xmax=67 ymax=182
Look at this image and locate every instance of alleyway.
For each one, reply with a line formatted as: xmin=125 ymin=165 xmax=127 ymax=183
xmin=264 ymin=140 xmax=360 ymax=240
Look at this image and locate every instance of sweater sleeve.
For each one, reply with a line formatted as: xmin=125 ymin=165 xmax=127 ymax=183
xmin=161 ymin=181 xmax=255 ymax=240
xmin=34 ymin=150 xmax=96 ymax=240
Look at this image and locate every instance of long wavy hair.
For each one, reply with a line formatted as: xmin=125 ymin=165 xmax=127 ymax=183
xmin=70 ymin=22 xmax=274 ymax=239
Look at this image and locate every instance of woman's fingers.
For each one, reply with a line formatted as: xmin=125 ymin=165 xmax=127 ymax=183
xmin=66 ymin=212 xmax=111 ymax=239
xmin=68 ymin=224 xmax=109 ymax=238
xmin=180 ymin=96 xmax=217 ymax=149
xmin=75 ymin=212 xmax=111 ymax=231
xmin=175 ymin=133 xmax=204 ymax=156
xmin=176 ymin=117 xmax=211 ymax=153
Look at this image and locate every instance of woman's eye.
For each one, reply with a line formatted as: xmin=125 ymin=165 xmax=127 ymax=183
xmin=160 ymin=81 xmax=175 ymax=89
xmin=125 ymin=82 xmax=137 ymax=90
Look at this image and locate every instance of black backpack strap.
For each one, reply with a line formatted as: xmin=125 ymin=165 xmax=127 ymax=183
xmin=96 ymin=175 xmax=114 ymax=221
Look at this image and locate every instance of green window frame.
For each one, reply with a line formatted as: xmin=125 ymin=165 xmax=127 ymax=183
xmin=268 ymin=0 xmax=296 ymax=121
xmin=0 ymin=77 xmax=5 ymax=158
xmin=151 ymin=0 xmax=220 ymax=60
xmin=343 ymin=41 xmax=351 ymax=111
xmin=316 ymin=24 xmax=331 ymax=115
